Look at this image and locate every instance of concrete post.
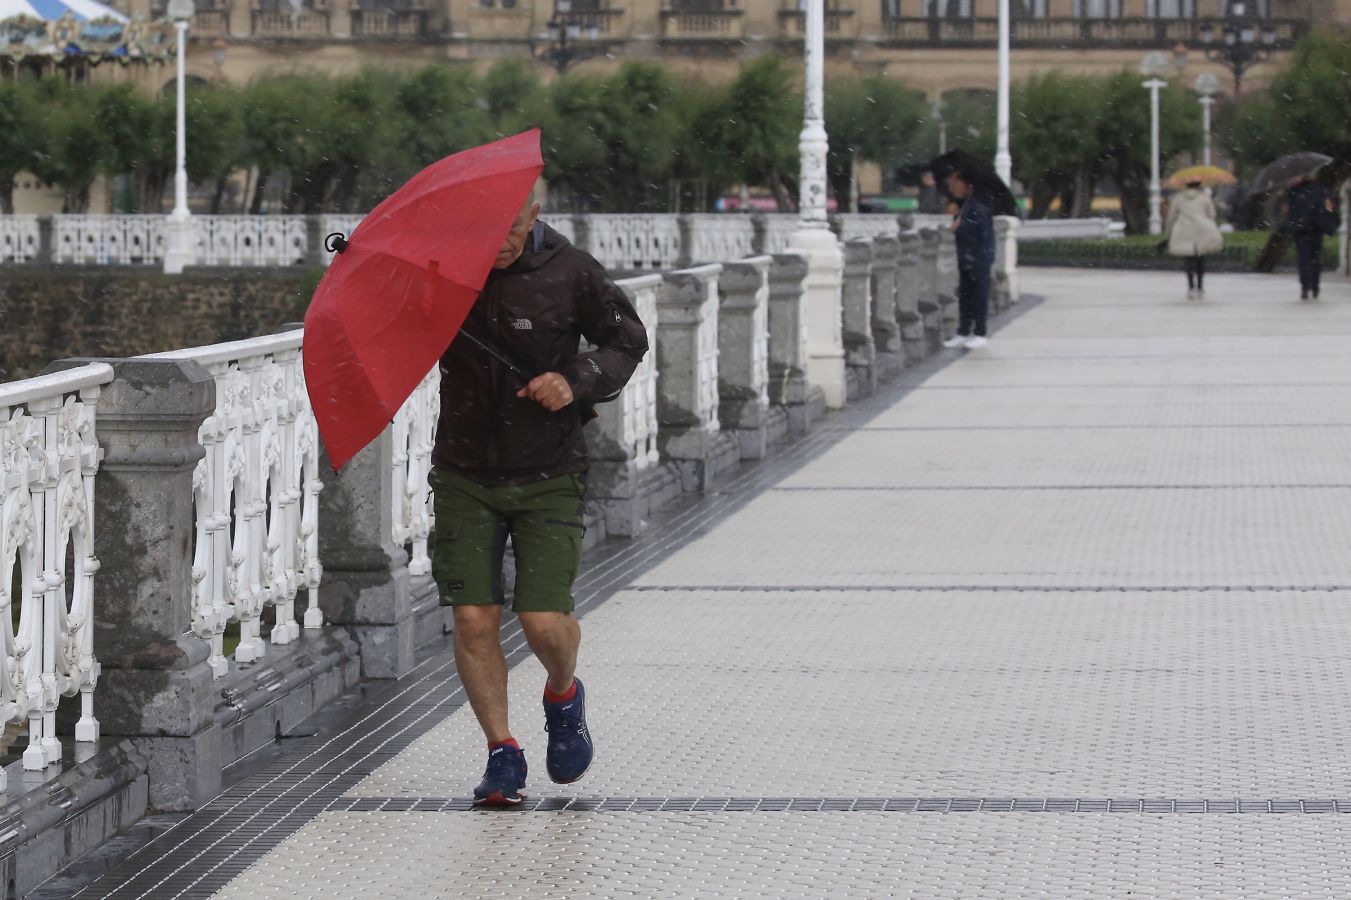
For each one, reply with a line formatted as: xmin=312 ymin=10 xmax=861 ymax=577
xmin=317 ymin=428 xmax=416 ymax=680
xmin=305 ymin=215 xmax=328 ymax=268
xmin=937 ymin=230 xmax=959 ymax=338
xmin=766 ymin=253 xmax=812 ymax=434
xmin=895 ymin=232 xmax=926 ymax=362
xmin=36 ymin=215 xmax=54 ymax=264
xmin=716 ymin=257 xmax=772 ymax=460
xmin=917 ymin=229 xmax=945 ymax=351
xmin=43 ymin=357 xmax=222 ymax=812
xmin=869 ymin=235 xmax=903 ymax=377
xmin=841 ymin=240 xmax=876 ymax=397
xmin=656 ymin=265 xmax=725 ymax=490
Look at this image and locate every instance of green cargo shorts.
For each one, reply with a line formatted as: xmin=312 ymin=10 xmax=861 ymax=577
xmin=429 ymin=467 xmax=586 ymax=614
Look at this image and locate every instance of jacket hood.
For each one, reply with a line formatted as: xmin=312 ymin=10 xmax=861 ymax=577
xmin=498 ymin=220 xmax=572 ymax=273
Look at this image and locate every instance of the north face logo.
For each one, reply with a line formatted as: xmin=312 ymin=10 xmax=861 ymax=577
xmin=511 ymin=319 xmax=533 ymax=330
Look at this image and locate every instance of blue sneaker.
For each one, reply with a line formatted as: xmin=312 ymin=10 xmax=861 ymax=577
xmin=543 ymin=678 xmax=593 ymax=784
xmin=473 ymin=744 xmax=527 ymax=807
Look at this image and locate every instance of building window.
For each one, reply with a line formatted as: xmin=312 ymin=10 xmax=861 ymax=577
xmin=926 ymin=0 xmax=971 ymax=17
xmin=1072 ymin=0 xmax=1121 ymax=16
xmin=1148 ymin=0 xmax=1195 ymax=17
xmin=881 ymin=0 xmax=900 ymax=15
xmin=1013 ymin=0 xmax=1047 ymax=16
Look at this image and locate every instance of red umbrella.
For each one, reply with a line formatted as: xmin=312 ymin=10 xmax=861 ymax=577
xmin=303 ymin=129 xmax=544 ymax=470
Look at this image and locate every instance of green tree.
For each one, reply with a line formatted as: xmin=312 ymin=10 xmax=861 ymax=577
xmin=185 ymin=86 xmax=246 ymax=213
xmin=824 ymin=75 xmax=927 ymax=212
xmin=28 ymin=80 xmax=107 ymax=212
xmin=1090 ymin=72 xmax=1200 ymax=234
xmin=1216 ymin=92 xmax=1300 ymax=180
xmin=0 ymin=79 xmax=46 ymax=214
xmin=1265 ymin=30 xmax=1351 ymax=163
xmin=1011 ymin=72 xmax=1099 ymax=218
xmin=926 ymin=90 xmax=997 ymax=167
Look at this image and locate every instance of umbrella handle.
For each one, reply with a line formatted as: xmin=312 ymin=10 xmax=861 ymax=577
xmin=325 ymin=232 xmax=349 ymax=254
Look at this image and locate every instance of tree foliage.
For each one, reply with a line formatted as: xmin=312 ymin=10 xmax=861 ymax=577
xmin=825 ymin=75 xmax=927 ymax=212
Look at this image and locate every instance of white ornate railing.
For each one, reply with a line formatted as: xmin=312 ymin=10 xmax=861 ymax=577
xmin=687 ymin=264 xmax=723 ymax=434
xmin=145 ymin=333 xmax=322 ymax=678
xmin=196 ymin=215 xmax=308 ymax=266
xmin=688 ymin=214 xmax=754 ymax=265
xmin=0 ymin=363 xmax=111 ymax=782
xmin=837 ymin=213 xmax=902 ymax=242
xmin=390 ymin=366 xmax=438 ymax=576
xmin=588 ymin=214 xmax=682 ymax=271
xmin=53 ymin=215 xmax=165 ymax=265
xmin=543 ymin=216 xmax=575 ymax=245
xmin=320 ymin=214 xmax=365 ymax=266
xmin=0 ymin=214 xmax=41 ymax=262
xmin=615 ymin=275 xmax=662 ymax=468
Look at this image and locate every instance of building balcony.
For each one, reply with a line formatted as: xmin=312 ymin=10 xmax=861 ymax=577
xmin=350 ymin=8 xmax=433 ymax=37
xmin=251 ymin=7 xmax=333 ymax=37
xmin=880 ymin=15 xmax=1307 ymax=48
xmin=659 ymin=8 xmax=746 ymax=40
xmin=778 ymin=1 xmax=855 ymax=38
xmin=190 ymin=8 xmax=232 ymax=35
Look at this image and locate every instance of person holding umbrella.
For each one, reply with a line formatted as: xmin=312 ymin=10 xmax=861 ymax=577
xmin=304 ymin=131 xmax=649 ymax=808
xmin=1281 ymin=174 xmax=1340 ymax=300
xmin=934 ymin=153 xmax=1003 ymax=350
xmin=1163 ymin=175 xmax=1224 ymax=299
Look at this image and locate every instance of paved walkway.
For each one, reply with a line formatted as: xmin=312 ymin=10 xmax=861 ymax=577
xmin=64 ymin=268 xmax=1351 ymax=898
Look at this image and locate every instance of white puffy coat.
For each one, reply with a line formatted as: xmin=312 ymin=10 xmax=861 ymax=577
xmin=1165 ymin=188 xmax=1224 ymax=257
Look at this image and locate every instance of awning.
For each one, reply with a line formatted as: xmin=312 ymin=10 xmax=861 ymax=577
xmin=1 ymin=0 xmax=173 ymax=64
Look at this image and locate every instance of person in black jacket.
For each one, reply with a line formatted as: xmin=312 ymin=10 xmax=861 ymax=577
xmin=432 ymin=193 xmax=648 ymax=806
xmin=942 ymin=167 xmax=997 ymax=350
xmin=1281 ymin=176 xmax=1337 ymax=300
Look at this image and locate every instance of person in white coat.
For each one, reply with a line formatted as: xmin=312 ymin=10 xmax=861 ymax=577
xmin=1164 ymin=178 xmax=1224 ymax=299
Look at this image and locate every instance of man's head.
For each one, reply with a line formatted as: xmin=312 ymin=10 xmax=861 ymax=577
xmin=493 ymin=195 xmax=542 ymax=269
xmin=945 ymin=171 xmax=972 ymax=200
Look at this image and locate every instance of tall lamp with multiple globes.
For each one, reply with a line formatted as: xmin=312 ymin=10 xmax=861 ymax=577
xmin=543 ymin=0 xmax=602 ymax=74
xmin=1193 ymin=72 xmax=1221 ymax=168
xmin=1140 ymin=50 xmax=1171 ymax=237
xmin=163 ymin=0 xmax=195 ymax=275
xmin=1198 ymin=0 xmax=1277 ymax=96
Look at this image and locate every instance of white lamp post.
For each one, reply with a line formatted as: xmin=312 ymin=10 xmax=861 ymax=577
xmin=163 ymin=0 xmax=196 ymax=275
xmin=1194 ymin=72 xmax=1220 ymax=167
xmin=994 ymin=0 xmax=1011 ymax=184
xmin=788 ymin=0 xmax=846 ymax=409
xmin=1141 ymin=51 xmax=1170 ymax=236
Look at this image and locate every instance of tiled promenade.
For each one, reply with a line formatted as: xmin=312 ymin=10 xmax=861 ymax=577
xmin=55 ymin=268 xmax=1351 ymax=898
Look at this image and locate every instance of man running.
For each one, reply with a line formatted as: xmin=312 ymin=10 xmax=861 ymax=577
xmin=431 ymin=193 xmax=648 ymax=806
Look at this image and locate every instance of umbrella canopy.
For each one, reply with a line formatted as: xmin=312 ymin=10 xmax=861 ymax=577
xmin=929 ymin=149 xmax=1020 ymax=218
xmin=303 ymin=129 xmax=545 ymax=471
xmin=1251 ymin=152 xmax=1334 ymax=196
xmin=1165 ymin=165 xmax=1237 ymax=190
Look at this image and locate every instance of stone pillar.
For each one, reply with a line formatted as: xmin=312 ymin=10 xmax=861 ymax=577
xmin=656 ymin=265 xmax=724 ymax=490
xmin=329 ymin=0 xmax=353 ymax=37
xmin=841 ymin=239 xmax=876 ymax=397
xmin=305 ymin=215 xmax=328 ymax=268
xmin=750 ymin=212 xmax=768 ymax=255
xmin=767 ymin=253 xmax=812 ymax=434
xmin=895 ymin=232 xmax=926 ymax=362
xmin=317 ymin=428 xmax=416 ymax=680
xmin=917 ymin=229 xmax=945 ymax=351
xmin=937 ymin=230 xmax=959 ymax=338
xmin=788 ymin=227 xmax=847 ymax=410
xmin=717 ymin=257 xmax=772 ymax=460
xmin=44 ymin=357 xmax=222 ymax=812
xmin=869 ymin=235 xmax=902 ymax=377
xmin=36 ymin=215 xmax=54 ymax=264
xmin=229 ymin=0 xmax=251 ymax=37
xmin=676 ymin=214 xmax=695 ymax=268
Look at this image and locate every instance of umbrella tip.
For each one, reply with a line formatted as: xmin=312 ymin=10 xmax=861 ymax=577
xmin=325 ymin=232 xmax=350 ymax=254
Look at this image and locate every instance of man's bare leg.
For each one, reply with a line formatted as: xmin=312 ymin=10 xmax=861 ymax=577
xmin=519 ymin=611 xmax=581 ymax=695
xmin=453 ymin=604 xmax=512 ymax=743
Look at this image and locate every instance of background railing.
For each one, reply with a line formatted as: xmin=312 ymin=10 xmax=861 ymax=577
xmin=0 ymin=363 xmax=111 ymax=783
xmin=880 ymin=16 xmax=1306 ymax=47
xmin=0 ymin=214 xmax=41 ymax=263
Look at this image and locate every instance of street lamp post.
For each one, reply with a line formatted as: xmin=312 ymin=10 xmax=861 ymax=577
xmin=163 ymin=0 xmax=195 ymax=275
xmin=1140 ymin=51 xmax=1170 ymax=237
xmin=788 ymin=0 xmax=846 ymax=410
xmin=1198 ymin=0 xmax=1277 ymax=96
xmin=543 ymin=0 xmax=601 ymax=74
xmin=994 ymin=0 xmax=1011 ymax=184
xmin=1193 ymin=72 xmax=1220 ymax=167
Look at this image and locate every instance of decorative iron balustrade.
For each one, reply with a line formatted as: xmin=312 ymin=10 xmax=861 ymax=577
xmin=351 ymin=8 xmax=432 ymax=37
xmin=588 ymin=214 xmax=683 ymax=271
xmin=196 ymin=215 xmax=308 ymax=267
xmin=53 ymin=215 xmax=165 ymax=265
xmin=688 ymin=214 xmax=755 ymax=265
xmin=0 ymin=214 xmax=41 ymax=263
xmin=0 ymin=363 xmax=111 ymax=784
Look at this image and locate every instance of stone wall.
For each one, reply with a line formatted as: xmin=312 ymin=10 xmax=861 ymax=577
xmin=0 ymin=268 xmax=322 ymax=380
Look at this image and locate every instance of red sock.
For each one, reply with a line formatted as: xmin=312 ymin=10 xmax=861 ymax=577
xmin=543 ymin=680 xmax=577 ymax=704
xmin=488 ymin=738 xmax=520 ymax=751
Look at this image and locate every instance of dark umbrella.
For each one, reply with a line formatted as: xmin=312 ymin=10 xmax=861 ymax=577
xmin=1250 ymin=152 xmax=1334 ymax=196
xmin=930 ymin=149 xmax=1020 ymax=218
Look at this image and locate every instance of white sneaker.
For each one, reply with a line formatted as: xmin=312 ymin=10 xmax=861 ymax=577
xmin=942 ymin=335 xmax=968 ymax=349
xmin=964 ymin=335 xmax=989 ymax=349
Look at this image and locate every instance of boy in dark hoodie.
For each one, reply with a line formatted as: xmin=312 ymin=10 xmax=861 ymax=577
xmin=431 ymin=194 xmax=648 ymax=805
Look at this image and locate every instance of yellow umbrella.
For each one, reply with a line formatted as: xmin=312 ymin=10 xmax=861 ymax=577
xmin=1166 ymin=165 xmax=1237 ymax=189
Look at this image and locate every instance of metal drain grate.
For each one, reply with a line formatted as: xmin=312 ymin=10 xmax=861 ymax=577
xmin=333 ymin=796 xmax=1351 ymax=814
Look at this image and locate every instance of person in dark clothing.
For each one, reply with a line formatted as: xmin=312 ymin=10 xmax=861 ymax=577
xmin=942 ymin=169 xmax=996 ymax=349
xmin=1281 ymin=176 xmax=1337 ymax=300
xmin=432 ymin=193 xmax=649 ymax=806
